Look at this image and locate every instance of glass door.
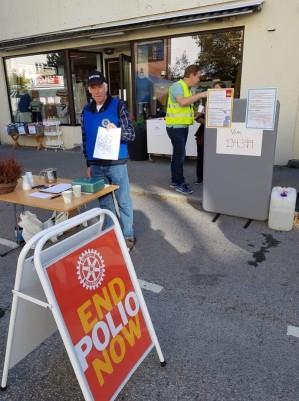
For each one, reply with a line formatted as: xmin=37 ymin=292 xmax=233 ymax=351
xmin=119 ymin=54 xmax=132 ymax=114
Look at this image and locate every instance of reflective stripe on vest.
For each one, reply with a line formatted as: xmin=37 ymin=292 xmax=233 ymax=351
xmin=165 ymin=79 xmax=194 ymax=126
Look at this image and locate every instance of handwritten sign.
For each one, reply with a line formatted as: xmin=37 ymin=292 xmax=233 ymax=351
xmin=216 ymin=123 xmax=263 ymax=156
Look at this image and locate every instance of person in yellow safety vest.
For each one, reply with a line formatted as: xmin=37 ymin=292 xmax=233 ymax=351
xmin=166 ymin=64 xmax=207 ymax=195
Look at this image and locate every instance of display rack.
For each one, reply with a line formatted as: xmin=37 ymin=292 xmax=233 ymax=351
xmin=43 ymin=119 xmax=64 ymax=151
xmin=6 ymin=123 xmax=45 ymax=150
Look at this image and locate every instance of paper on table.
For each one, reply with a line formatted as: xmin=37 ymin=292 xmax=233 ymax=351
xmin=93 ymin=126 xmax=121 ymax=160
xmin=29 ymin=192 xmax=54 ymax=199
xmin=39 ymin=183 xmax=72 ymax=194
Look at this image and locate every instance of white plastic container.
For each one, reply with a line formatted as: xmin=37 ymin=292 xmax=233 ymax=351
xmin=268 ymin=186 xmax=297 ymax=231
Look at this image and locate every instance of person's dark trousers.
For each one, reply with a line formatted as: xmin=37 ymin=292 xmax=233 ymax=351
xmin=196 ymin=142 xmax=204 ymax=182
xmin=32 ymin=112 xmax=42 ymax=122
xmin=195 ymin=124 xmax=204 ymax=183
xmin=166 ymin=126 xmax=188 ymax=185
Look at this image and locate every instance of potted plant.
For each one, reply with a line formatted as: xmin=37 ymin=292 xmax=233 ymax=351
xmin=0 ymin=158 xmax=23 ymax=194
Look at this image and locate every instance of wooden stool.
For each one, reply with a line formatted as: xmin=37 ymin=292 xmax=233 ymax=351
xmin=10 ymin=134 xmax=21 ymax=148
xmin=9 ymin=134 xmax=45 ymax=150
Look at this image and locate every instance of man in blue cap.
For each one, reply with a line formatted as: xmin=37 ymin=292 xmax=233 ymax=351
xmin=81 ymin=71 xmax=136 ymax=250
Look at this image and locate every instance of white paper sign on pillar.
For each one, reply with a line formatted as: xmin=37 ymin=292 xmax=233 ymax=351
xmin=246 ymin=88 xmax=277 ymax=130
xmin=216 ymin=122 xmax=263 ymax=156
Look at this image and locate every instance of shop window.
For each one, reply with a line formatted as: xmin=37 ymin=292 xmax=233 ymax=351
xmin=5 ymin=52 xmax=70 ymax=124
xmin=70 ymin=51 xmax=98 ymax=124
xmin=138 ymin=40 xmax=164 ymax=63
xmin=134 ymin=29 xmax=243 ymax=122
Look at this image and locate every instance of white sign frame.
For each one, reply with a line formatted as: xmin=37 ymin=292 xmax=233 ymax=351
xmin=206 ymin=88 xmax=234 ymax=129
xmin=1 ymin=208 xmax=165 ymax=401
xmin=1 ymin=209 xmax=98 ymax=388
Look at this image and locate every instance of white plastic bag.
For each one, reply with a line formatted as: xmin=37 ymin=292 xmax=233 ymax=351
xmin=45 ymin=212 xmax=69 ymax=242
xmin=18 ymin=211 xmax=43 ymax=243
xmin=18 ymin=211 xmax=70 ymax=245
xmin=53 ymin=211 xmax=69 ymax=225
xmin=43 ymin=215 xmax=57 ymax=243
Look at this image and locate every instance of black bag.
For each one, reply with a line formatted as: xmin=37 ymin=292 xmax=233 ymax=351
xmin=6 ymin=123 xmax=18 ymax=136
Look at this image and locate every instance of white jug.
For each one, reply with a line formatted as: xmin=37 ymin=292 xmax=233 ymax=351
xmin=268 ymin=187 xmax=297 ymax=231
xmin=22 ymin=175 xmax=32 ymax=190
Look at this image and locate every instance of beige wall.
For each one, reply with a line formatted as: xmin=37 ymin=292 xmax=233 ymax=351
xmin=293 ymin=97 xmax=299 ymax=160
xmin=0 ymin=0 xmax=299 ymax=164
xmin=239 ymin=0 xmax=299 ymax=164
xmin=0 ymin=0 xmax=247 ymax=40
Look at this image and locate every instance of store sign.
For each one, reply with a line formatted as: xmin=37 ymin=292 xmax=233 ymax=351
xmin=35 ymin=64 xmax=57 ymax=76
xmin=47 ymin=228 xmax=153 ymax=401
xmin=35 ymin=75 xmax=64 ymax=86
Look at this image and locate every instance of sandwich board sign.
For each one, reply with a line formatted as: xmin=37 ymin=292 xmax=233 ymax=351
xmin=1 ymin=208 xmax=165 ymax=401
xmin=45 ymin=229 xmax=153 ymax=400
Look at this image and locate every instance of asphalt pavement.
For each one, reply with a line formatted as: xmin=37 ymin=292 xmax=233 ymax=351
xmin=0 ymin=145 xmax=299 ymax=401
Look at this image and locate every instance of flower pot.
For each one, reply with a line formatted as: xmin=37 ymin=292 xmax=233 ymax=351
xmin=0 ymin=182 xmax=18 ymax=194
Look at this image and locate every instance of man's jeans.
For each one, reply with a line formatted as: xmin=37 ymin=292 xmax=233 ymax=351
xmin=91 ymin=164 xmax=134 ymax=239
xmin=166 ymin=127 xmax=188 ymax=185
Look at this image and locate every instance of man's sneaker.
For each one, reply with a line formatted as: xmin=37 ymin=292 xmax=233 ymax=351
xmin=125 ymin=237 xmax=136 ymax=252
xmin=175 ymin=183 xmax=193 ymax=195
xmin=169 ymin=182 xmax=179 ymax=188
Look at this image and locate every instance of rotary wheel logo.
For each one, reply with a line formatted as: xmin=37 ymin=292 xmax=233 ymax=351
xmin=76 ymin=249 xmax=105 ymax=290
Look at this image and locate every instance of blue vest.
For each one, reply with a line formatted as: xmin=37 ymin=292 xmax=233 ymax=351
xmin=83 ymin=97 xmax=128 ymax=161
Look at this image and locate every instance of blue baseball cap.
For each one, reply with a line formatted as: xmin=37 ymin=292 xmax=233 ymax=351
xmin=88 ymin=71 xmax=107 ymax=86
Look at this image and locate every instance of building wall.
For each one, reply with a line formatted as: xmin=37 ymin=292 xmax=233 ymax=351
xmin=0 ymin=0 xmax=243 ymax=40
xmin=239 ymin=0 xmax=299 ymax=164
xmin=0 ymin=0 xmax=299 ymax=164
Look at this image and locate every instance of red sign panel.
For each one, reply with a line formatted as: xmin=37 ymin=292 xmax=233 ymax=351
xmin=226 ymin=89 xmax=233 ymax=97
xmin=35 ymin=75 xmax=64 ymax=86
xmin=47 ymin=228 xmax=152 ymax=401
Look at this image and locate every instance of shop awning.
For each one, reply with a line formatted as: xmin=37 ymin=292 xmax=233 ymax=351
xmin=0 ymin=0 xmax=264 ymax=51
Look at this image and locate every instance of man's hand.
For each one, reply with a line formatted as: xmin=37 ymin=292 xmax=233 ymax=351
xmin=176 ymin=90 xmax=208 ymax=107
xmin=87 ymin=167 xmax=91 ymax=177
xmin=197 ymin=91 xmax=208 ymax=100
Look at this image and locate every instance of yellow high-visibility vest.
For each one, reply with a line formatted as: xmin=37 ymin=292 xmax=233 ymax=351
xmin=165 ymin=79 xmax=194 ymax=126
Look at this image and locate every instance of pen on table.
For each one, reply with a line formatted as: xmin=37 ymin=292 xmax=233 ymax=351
xmin=32 ymin=184 xmax=46 ymax=189
xmin=50 ymin=194 xmax=61 ymax=199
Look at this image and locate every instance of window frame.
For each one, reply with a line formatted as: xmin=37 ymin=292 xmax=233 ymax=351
xmin=3 ymin=49 xmax=103 ymax=126
xmin=131 ymin=26 xmax=245 ymax=120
